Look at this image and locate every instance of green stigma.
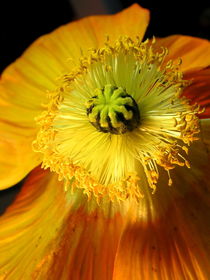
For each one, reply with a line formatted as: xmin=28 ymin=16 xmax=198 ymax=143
xmin=86 ymin=84 xmax=140 ymax=134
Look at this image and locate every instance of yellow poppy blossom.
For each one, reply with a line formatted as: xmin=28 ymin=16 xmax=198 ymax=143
xmin=0 ymin=3 xmax=210 ymax=279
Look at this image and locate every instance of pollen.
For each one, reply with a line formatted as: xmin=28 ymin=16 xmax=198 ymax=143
xmin=33 ymin=36 xmax=202 ymax=203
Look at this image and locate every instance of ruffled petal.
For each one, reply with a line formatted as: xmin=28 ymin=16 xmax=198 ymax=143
xmin=183 ymin=67 xmax=210 ymax=118
xmin=86 ymin=3 xmax=149 ymax=45
xmin=155 ymin=35 xmax=210 ymax=72
xmin=0 ymin=167 xmax=70 ymax=279
xmin=113 ymin=126 xmax=210 ymax=279
xmin=200 ymin=118 xmax=210 ymax=153
xmin=0 ymin=166 xmax=125 ymax=279
xmin=1 ymin=3 xmax=149 ymax=114
xmin=0 ymin=4 xmax=149 ymax=189
xmin=0 ymin=125 xmax=41 ymax=190
xmin=40 ymin=203 xmax=124 ymax=280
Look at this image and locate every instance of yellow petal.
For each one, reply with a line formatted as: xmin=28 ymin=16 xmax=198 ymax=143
xmin=113 ymin=122 xmax=210 ymax=279
xmin=0 ymin=166 xmax=125 ymax=279
xmin=155 ymin=35 xmax=210 ymax=72
xmin=0 ymin=126 xmax=41 ymax=190
xmin=0 ymin=120 xmax=209 ymax=279
xmin=0 ymin=167 xmax=71 ymax=279
xmin=0 ymin=4 xmax=149 ymax=189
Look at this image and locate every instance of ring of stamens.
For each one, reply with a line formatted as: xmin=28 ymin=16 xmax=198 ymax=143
xmin=33 ymin=36 xmax=202 ymax=203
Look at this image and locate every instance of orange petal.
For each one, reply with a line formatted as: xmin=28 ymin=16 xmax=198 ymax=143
xmin=0 ymin=4 xmax=149 ymax=189
xmin=0 ymin=167 xmax=70 ymax=279
xmin=87 ymin=3 xmax=150 ymax=45
xmin=155 ymin=35 xmax=210 ymax=72
xmin=0 ymin=166 xmax=124 ymax=279
xmin=0 ymin=126 xmax=41 ymax=190
xmin=0 ymin=123 xmax=209 ymax=279
xmin=42 ymin=204 xmax=124 ymax=280
xmin=200 ymin=119 xmax=210 ymax=153
xmin=113 ymin=126 xmax=210 ymax=279
xmin=183 ymin=67 xmax=210 ymax=118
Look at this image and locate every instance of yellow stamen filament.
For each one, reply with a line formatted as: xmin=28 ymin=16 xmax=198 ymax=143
xmin=33 ymin=36 xmax=201 ymax=202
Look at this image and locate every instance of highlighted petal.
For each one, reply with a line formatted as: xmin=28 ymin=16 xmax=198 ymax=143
xmin=0 ymin=166 xmax=124 ymax=279
xmin=0 ymin=167 xmax=70 ymax=279
xmin=0 ymin=125 xmax=41 ymax=190
xmin=87 ymin=4 xmax=150 ymax=44
xmin=0 ymin=4 xmax=149 ymax=189
xmin=0 ymin=125 xmax=209 ymax=279
xmin=183 ymin=67 xmax=210 ymax=118
xmin=42 ymin=204 xmax=124 ymax=280
xmin=113 ymin=131 xmax=210 ymax=279
xmin=155 ymin=35 xmax=210 ymax=72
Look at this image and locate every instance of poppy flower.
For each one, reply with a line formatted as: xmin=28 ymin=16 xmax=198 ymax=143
xmin=0 ymin=3 xmax=210 ymax=279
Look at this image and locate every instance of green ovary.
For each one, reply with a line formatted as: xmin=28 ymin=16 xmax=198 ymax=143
xmin=86 ymin=84 xmax=140 ymax=134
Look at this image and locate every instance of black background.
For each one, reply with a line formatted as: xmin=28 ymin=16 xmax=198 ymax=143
xmin=0 ymin=0 xmax=210 ymax=213
xmin=1 ymin=0 xmax=210 ymax=72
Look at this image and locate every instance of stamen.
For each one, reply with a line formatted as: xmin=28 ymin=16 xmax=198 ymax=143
xmin=167 ymin=170 xmax=173 ymax=186
xmin=33 ymin=36 xmax=201 ymax=203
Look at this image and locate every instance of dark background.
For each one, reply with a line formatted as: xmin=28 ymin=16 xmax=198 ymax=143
xmin=0 ymin=0 xmax=210 ymax=213
xmin=1 ymin=0 xmax=210 ymax=72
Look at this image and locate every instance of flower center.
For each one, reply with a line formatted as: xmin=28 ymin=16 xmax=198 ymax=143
xmin=33 ymin=37 xmax=202 ymax=203
xmin=86 ymin=84 xmax=140 ymax=134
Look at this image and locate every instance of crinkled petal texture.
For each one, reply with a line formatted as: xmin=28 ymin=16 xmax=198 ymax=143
xmin=110 ymin=54 xmax=210 ymax=278
xmin=0 ymin=3 xmax=150 ymax=190
xmin=0 ymin=167 xmax=125 ymax=280
xmin=183 ymin=67 xmax=210 ymax=118
xmin=113 ymin=124 xmax=210 ymax=279
xmin=0 ymin=128 xmax=210 ymax=280
xmin=0 ymin=168 xmax=69 ymax=279
xmin=155 ymin=35 xmax=210 ymax=71
xmin=0 ymin=3 xmax=210 ymax=280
